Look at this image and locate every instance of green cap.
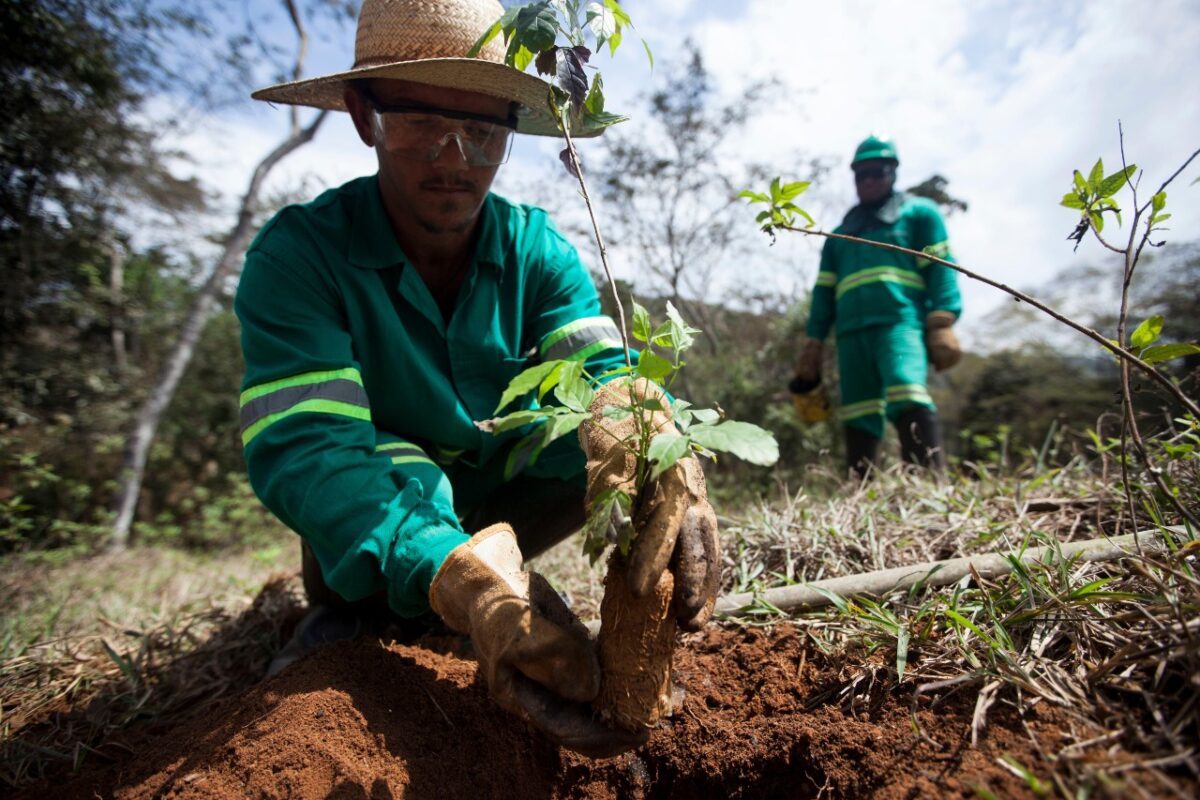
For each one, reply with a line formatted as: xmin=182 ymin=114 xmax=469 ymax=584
xmin=852 ymin=135 xmax=899 ymax=166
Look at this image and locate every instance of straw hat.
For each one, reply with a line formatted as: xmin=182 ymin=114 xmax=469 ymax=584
xmin=252 ymin=0 xmax=568 ymax=137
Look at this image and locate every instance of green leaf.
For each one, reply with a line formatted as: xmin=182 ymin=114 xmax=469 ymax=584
xmin=664 ymin=301 xmax=698 ymax=351
xmin=553 ymin=364 xmax=594 ymax=411
xmin=538 ymin=360 xmax=567 ymax=401
xmin=777 ymin=181 xmax=810 ymax=201
xmin=581 ymin=109 xmax=628 ymax=130
xmin=635 ymin=349 xmax=674 ymax=382
xmin=513 ymin=2 xmax=559 ymax=54
xmin=1073 ymin=170 xmax=1088 ymax=194
xmin=1152 ymin=191 xmax=1167 ymax=212
xmin=585 ymin=2 xmax=616 ymax=40
xmin=584 ymin=70 xmax=605 ymax=115
xmin=494 ymin=361 xmax=561 ymax=413
xmin=1142 ymin=342 xmax=1200 ymax=364
xmin=686 ymin=421 xmax=779 ymax=466
xmin=1099 ymin=165 xmax=1135 ymax=197
xmin=641 ymin=36 xmax=653 ymax=69
xmin=1088 ymin=158 xmax=1104 ymax=192
xmin=1130 ymin=314 xmax=1164 ymax=349
xmin=738 ymin=190 xmax=770 ymax=204
xmin=511 ymin=42 xmax=536 ymax=71
xmin=808 ymin=584 xmax=850 ymax=614
xmin=1088 ymin=210 xmax=1104 ymax=232
xmin=632 ymin=301 xmax=651 ymax=343
xmin=466 ymin=19 xmax=503 ymax=58
xmin=1060 ymin=192 xmax=1085 ymax=209
xmin=604 ymin=0 xmax=632 ymax=27
xmin=689 ymin=408 xmax=721 ymax=425
xmin=1151 ymin=212 xmax=1171 ymax=226
xmin=647 ymin=433 xmax=692 ymax=480
xmin=539 ymin=410 xmax=590 ymax=449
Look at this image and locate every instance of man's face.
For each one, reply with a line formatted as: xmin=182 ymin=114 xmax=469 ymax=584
xmin=346 ymin=79 xmax=511 ymax=237
xmin=852 ymin=158 xmax=896 ymax=205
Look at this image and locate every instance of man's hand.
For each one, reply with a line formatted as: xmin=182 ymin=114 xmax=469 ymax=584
xmin=796 ymin=338 xmax=824 ymax=382
xmin=429 ymin=525 xmax=645 ymax=757
xmin=925 ymin=311 xmax=962 ymax=371
xmin=579 ymin=379 xmax=720 ymax=631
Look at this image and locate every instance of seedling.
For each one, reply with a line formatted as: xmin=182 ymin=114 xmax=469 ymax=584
xmin=471 ymin=0 xmax=779 ymax=733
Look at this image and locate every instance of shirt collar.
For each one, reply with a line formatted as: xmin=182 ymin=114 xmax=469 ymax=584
xmin=348 ymin=176 xmax=506 ymax=273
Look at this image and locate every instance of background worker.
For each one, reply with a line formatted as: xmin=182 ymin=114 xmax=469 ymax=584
xmin=795 ymin=136 xmax=963 ymax=477
xmin=238 ymin=0 xmax=718 ymax=757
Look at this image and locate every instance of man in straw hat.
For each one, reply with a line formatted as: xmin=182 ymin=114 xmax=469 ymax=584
xmin=236 ymin=0 xmax=718 ymax=756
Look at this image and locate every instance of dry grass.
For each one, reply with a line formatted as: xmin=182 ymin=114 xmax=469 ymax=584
xmin=715 ymin=461 xmax=1199 ymax=798
xmin=0 ymin=539 xmax=305 ymax=788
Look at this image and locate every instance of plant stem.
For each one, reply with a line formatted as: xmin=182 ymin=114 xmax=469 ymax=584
xmin=560 ymin=121 xmax=633 ymax=371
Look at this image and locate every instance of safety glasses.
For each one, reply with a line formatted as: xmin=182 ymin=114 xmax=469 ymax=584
xmin=365 ymin=94 xmax=518 ymax=167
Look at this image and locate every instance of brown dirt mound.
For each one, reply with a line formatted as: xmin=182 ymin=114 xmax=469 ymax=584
xmin=32 ymin=625 xmax=1158 ymax=799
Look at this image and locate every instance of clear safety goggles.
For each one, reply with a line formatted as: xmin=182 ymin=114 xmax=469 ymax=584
xmin=365 ymin=94 xmax=517 ymax=167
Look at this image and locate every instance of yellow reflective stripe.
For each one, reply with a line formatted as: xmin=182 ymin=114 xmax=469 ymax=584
xmin=242 ymin=399 xmax=371 ymax=447
xmin=836 ymin=266 xmax=925 ymax=300
xmin=239 ymin=367 xmax=362 ymax=405
xmin=815 ymin=271 xmax=837 ymax=287
xmin=540 ymin=316 xmax=622 ymax=361
xmin=839 ymin=399 xmax=886 ymax=421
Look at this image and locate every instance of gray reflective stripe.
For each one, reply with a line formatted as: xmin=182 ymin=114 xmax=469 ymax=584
xmin=240 ymin=379 xmax=369 ymax=433
xmin=377 ymin=441 xmax=436 ymax=466
xmin=540 ymin=316 xmax=623 ymax=362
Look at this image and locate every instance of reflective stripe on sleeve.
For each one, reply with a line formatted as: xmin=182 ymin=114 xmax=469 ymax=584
xmin=835 ymin=266 xmax=926 ymax=300
xmin=376 ymin=441 xmax=437 ymax=467
xmin=815 ymin=270 xmax=837 ymax=288
xmin=240 ymin=367 xmax=370 ymax=446
xmin=539 ymin=316 xmax=623 ymax=362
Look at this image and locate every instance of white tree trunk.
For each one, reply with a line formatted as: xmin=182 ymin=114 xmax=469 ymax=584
xmin=110 ymin=111 xmax=327 ymax=550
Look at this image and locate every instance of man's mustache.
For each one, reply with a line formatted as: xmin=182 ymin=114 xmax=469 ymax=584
xmin=420 ymin=178 xmax=477 ymax=192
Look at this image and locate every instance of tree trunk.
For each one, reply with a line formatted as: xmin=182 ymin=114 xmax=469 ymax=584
xmin=109 ymin=111 xmax=327 ymax=550
xmin=108 ymin=241 xmax=128 ymax=376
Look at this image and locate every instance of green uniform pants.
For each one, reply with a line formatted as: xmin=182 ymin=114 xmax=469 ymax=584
xmin=837 ymin=324 xmax=935 ymax=439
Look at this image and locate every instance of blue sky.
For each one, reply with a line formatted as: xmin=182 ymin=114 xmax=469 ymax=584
xmin=166 ymin=0 xmax=1200 ymax=349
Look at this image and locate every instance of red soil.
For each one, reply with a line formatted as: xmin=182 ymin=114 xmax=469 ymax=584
xmin=35 ymin=623 xmax=1150 ymax=799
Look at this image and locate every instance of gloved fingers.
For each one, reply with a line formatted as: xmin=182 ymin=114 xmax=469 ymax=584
xmin=671 ymin=500 xmax=720 ymax=631
xmin=496 ymin=585 xmax=600 ymax=705
xmin=626 ymin=470 xmax=687 ymax=598
xmin=528 ymin=571 xmax=593 ymax=646
xmin=512 ymin=674 xmax=649 ymax=758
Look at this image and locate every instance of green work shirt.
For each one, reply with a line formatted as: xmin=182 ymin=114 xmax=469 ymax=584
xmin=806 ymin=191 xmax=962 ymax=340
xmin=235 ymin=175 xmax=625 ymax=617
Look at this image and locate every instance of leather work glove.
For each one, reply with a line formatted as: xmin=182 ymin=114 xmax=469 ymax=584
xmin=796 ymin=338 xmax=824 ymax=382
xmin=429 ymin=525 xmax=646 ymax=757
xmin=578 ymin=378 xmax=720 ymax=631
xmin=925 ymin=310 xmax=962 ymax=371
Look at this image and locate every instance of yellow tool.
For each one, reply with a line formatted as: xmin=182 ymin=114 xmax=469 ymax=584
xmin=788 ymin=375 xmax=831 ymax=424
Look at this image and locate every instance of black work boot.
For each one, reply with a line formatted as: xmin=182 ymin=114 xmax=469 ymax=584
xmin=266 ymin=605 xmax=363 ymax=677
xmin=895 ymin=406 xmax=946 ymax=473
xmin=844 ymin=425 xmax=882 ymax=480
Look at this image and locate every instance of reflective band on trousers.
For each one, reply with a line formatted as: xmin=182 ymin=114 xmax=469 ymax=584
xmin=240 ymin=367 xmax=371 ymax=446
xmin=835 ymin=266 xmax=925 ymax=300
xmin=540 ymin=315 xmax=623 ymax=362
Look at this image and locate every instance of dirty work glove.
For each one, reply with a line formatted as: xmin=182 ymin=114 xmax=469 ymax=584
xmin=925 ymin=311 xmax=962 ymax=371
xmin=796 ymin=338 xmax=824 ymax=382
xmin=429 ymin=524 xmax=645 ymax=758
xmin=579 ymin=378 xmax=720 ymax=631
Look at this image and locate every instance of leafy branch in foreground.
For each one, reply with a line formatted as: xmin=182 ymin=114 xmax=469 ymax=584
xmin=476 ymin=301 xmax=779 ymax=564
